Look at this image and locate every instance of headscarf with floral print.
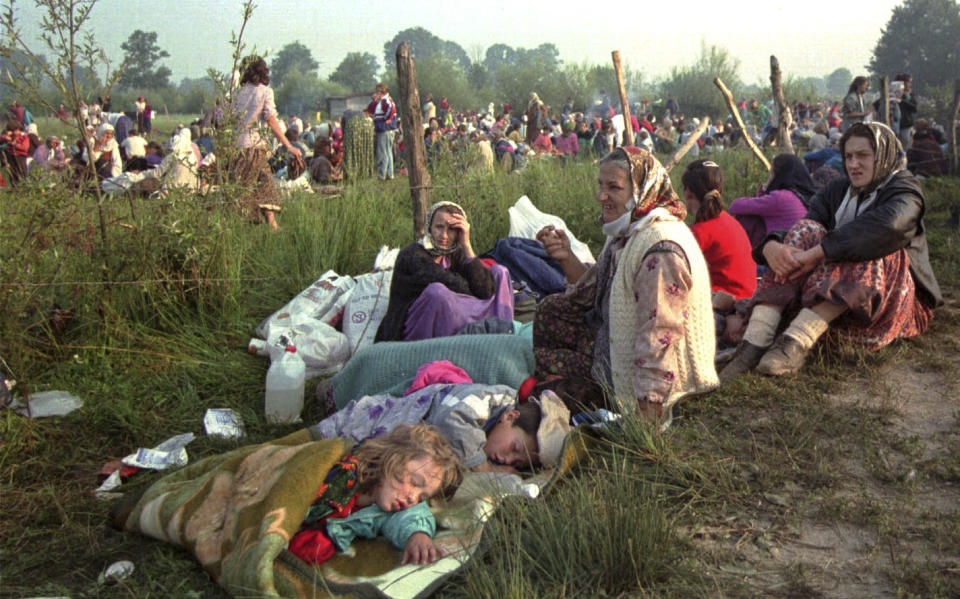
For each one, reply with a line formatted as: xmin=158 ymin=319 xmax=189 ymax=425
xmin=841 ymin=121 xmax=906 ymax=197
xmin=609 ymin=146 xmax=686 ymax=223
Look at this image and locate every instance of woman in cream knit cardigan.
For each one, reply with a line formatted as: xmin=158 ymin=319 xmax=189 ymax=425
xmin=532 ymin=147 xmax=718 ymax=424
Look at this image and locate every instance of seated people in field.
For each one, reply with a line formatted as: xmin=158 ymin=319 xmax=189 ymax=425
xmin=682 ymin=160 xmax=757 ymax=301
xmin=554 ymin=120 xmax=579 ymax=157
xmin=1 ymin=120 xmax=31 ymax=183
xmin=139 ymin=128 xmax=200 ymax=193
xmin=532 ymin=126 xmax=555 ymax=154
xmin=82 ymin=123 xmax=122 ymax=180
xmin=374 ymin=201 xmax=514 ymax=342
xmin=144 ymin=141 xmax=164 ymax=168
xmin=121 ymin=128 xmax=147 ymax=162
xmin=313 ymin=383 xmax=571 ymax=474
xmin=30 ymin=135 xmax=68 ymax=173
xmin=727 ymin=154 xmax=815 ymax=249
xmin=720 ymin=123 xmax=942 ymax=381
xmin=907 ymin=120 xmax=948 ymax=177
xmin=531 ymin=147 xmax=718 ymax=423
xmin=308 ymin=138 xmax=343 ymax=183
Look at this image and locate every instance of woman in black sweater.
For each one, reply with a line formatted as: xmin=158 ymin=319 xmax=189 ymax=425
xmin=375 ymin=202 xmax=514 ymax=342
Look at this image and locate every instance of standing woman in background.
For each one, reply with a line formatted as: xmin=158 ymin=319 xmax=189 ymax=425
xmin=230 ymin=56 xmax=302 ymax=231
xmin=840 ymin=76 xmax=871 ymax=133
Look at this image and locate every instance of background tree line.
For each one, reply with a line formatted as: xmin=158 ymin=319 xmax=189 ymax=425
xmin=3 ymin=0 xmax=957 ymax=125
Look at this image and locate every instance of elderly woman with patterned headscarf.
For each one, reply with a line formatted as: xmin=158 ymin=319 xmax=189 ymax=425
xmin=374 ymin=201 xmax=514 ymax=343
xmin=721 ymin=122 xmax=942 ymax=381
xmin=531 ymin=147 xmax=718 ymax=424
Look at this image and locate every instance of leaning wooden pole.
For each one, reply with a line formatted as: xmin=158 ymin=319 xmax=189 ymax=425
xmin=949 ymin=78 xmax=960 ymax=175
xmin=396 ymin=42 xmax=431 ymax=240
xmin=714 ymin=77 xmax=771 ymax=171
xmin=769 ymin=56 xmax=794 ymax=154
xmin=611 ymin=50 xmax=634 ymax=147
xmin=664 ymin=116 xmax=710 ymax=171
xmin=880 ymin=75 xmax=890 ymax=126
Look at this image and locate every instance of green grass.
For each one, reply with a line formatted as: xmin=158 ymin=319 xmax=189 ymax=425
xmin=1 ymin=150 xmax=959 ymax=598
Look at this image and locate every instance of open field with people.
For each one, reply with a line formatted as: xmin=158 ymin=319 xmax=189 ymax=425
xmin=2 ymin=148 xmax=958 ymax=597
xmin=3 ymin=0 xmax=960 ymax=596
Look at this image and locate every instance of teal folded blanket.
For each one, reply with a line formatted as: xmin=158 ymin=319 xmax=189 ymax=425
xmin=332 ymin=334 xmax=534 ymax=408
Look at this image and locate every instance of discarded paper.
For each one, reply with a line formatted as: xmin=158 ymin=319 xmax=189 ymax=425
xmin=11 ymin=390 xmax=83 ymax=418
xmin=203 ymin=408 xmax=245 ymax=439
xmin=122 ymin=432 xmax=194 ymax=470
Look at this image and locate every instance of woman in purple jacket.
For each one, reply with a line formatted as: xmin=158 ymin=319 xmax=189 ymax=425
xmin=727 ymin=154 xmax=815 ymax=249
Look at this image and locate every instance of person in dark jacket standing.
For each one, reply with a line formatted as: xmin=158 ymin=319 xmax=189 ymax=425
xmin=895 ymin=73 xmax=917 ymax=149
xmin=374 ymin=202 xmax=514 ymax=342
xmin=721 ymin=122 xmax=942 ymax=381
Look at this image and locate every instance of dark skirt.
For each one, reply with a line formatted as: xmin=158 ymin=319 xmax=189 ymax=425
xmin=753 ymin=219 xmax=933 ymax=351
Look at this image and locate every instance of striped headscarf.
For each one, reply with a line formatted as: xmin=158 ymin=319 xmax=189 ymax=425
xmin=841 ymin=122 xmax=906 ymax=197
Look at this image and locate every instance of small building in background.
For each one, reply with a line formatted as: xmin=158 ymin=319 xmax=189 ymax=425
xmin=326 ymin=92 xmax=374 ymax=122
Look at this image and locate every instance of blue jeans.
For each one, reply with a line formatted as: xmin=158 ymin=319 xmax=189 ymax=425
xmin=375 ymin=129 xmax=394 ymax=179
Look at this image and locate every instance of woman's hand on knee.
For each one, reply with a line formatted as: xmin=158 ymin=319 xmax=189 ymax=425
xmin=763 ymin=241 xmax=802 ymax=282
xmin=786 ymin=245 xmax=825 ymax=282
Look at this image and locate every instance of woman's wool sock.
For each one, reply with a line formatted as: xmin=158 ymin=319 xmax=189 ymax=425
xmin=743 ymin=304 xmax=782 ymax=348
xmin=782 ymin=308 xmax=830 ymax=349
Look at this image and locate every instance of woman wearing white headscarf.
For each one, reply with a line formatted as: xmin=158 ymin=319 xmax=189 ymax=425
xmin=83 ymin=123 xmax=121 ymax=179
xmin=141 ymin=127 xmax=200 ymax=192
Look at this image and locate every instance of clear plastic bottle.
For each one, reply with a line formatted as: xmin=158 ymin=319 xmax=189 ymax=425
xmin=264 ymin=345 xmax=305 ymax=424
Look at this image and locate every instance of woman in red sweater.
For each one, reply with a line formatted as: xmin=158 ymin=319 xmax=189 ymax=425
xmin=682 ymin=160 xmax=757 ymax=300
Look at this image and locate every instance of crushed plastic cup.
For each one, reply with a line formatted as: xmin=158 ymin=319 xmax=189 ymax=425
xmin=203 ymin=408 xmax=245 ymax=439
xmin=98 ymin=560 xmax=134 ymax=584
xmin=95 ymin=470 xmax=123 ymax=499
xmin=122 ymin=432 xmax=194 ymax=470
xmin=11 ymin=390 xmax=82 ymax=417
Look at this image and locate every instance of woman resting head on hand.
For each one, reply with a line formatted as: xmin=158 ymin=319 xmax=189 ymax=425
xmin=720 ymin=122 xmax=942 ymax=382
xmin=374 ymin=201 xmax=514 ymax=342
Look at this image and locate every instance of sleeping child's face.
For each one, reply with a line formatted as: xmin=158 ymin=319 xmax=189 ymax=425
xmin=372 ymin=456 xmax=445 ymax=512
xmin=484 ymin=410 xmax=539 ymax=469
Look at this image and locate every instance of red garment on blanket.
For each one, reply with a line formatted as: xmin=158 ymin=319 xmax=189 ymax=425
xmin=404 ymin=360 xmax=473 ymax=396
xmin=288 ymin=494 xmax=359 ymax=565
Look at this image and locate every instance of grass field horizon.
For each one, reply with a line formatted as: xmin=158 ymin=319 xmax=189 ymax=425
xmin=2 ymin=145 xmax=958 ymax=598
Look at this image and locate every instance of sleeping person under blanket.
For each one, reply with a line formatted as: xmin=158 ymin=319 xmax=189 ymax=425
xmin=289 ymin=424 xmax=462 ymax=566
xmin=311 ymin=384 xmax=571 ymax=473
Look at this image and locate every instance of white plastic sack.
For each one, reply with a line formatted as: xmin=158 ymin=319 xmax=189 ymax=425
xmin=342 ymin=269 xmax=392 ymax=356
xmin=507 ymin=195 xmax=596 ymax=264
xmin=372 ymin=245 xmax=399 ymax=271
xmin=263 ymin=312 xmax=350 ymax=379
xmin=255 ymin=270 xmax=355 ymax=338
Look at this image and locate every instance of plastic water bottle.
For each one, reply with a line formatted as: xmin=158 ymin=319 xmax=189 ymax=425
xmin=264 ymin=345 xmax=305 ymax=424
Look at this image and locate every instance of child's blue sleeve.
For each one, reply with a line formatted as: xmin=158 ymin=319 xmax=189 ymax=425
xmin=381 ymin=502 xmax=436 ymax=548
xmin=325 ymin=502 xmax=436 ymax=552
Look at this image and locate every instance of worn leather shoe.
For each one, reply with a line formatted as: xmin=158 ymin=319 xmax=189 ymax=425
xmin=756 ymin=335 xmax=810 ymax=376
xmin=718 ymin=341 xmax=768 ymax=383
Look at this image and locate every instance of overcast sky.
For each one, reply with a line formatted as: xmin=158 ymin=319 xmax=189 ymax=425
xmin=15 ymin=0 xmax=902 ymax=85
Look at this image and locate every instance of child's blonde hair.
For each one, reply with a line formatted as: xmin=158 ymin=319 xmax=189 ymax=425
xmin=354 ymin=424 xmax=463 ymax=497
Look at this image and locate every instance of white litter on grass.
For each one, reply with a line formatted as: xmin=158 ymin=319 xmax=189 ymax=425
xmin=203 ymin=408 xmax=245 ymax=439
xmin=11 ymin=390 xmax=83 ymax=418
xmin=94 ymin=470 xmax=123 ymax=499
xmin=122 ymin=432 xmax=195 ymax=470
xmin=98 ymin=560 xmax=135 ymax=584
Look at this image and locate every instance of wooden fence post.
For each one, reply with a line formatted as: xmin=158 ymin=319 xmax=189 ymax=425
xmin=769 ymin=56 xmax=794 ymax=154
xmin=949 ymin=78 xmax=960 ymax=176
xmin=713 ymin=77 xmax=771 ymax=171
xmin=395 ymin=42 xmax=431 ymax=240
xmin=663 ymin=116 xmax=710 ymax=171
xmin=611 ymin=50 xmax=634 ymax=147
xmin=880 ymin=75 xmax=890 ymax=127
